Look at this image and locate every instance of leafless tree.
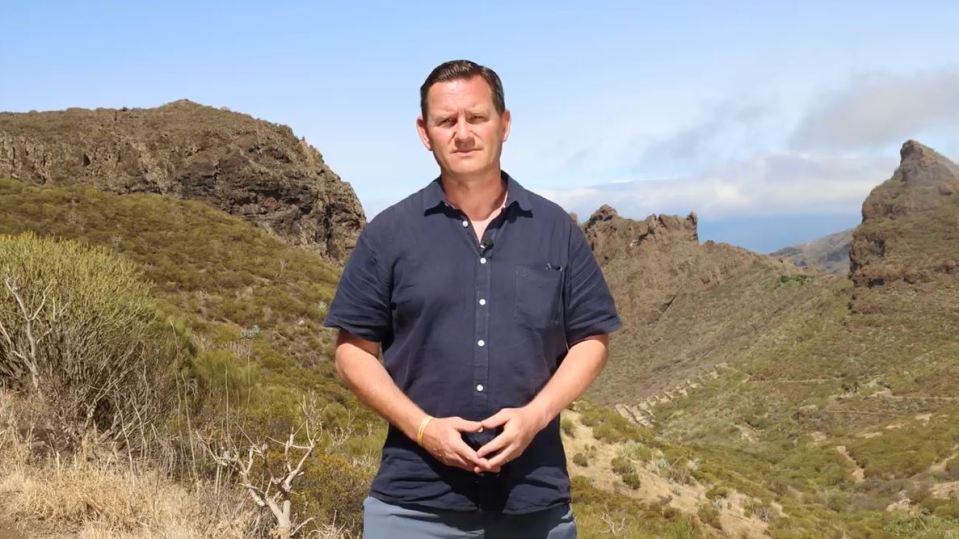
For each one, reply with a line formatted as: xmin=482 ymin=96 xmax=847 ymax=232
xmin=206 ymin=425 xmax=317 ymax=539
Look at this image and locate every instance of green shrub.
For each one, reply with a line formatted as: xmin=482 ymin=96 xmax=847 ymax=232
xmin=611 ymin=456 xmax=633 ymax=476
xmin=706 ymin=485 xmax=729 ymax=500
xmin=779 ymin=274 xmax=811 ymax=285
xmin=622 ymin=471 xmax=641 ymax=490
xmin=578 ymin=400 xmax=653 ymax=444
xmin=697 ymin=503 xmax=721 ymax=529
xmin=189 ymin=349 xmax=258 ymax=407
xmin=572 ymin=452 xmax=589 ymax=467
xmin=0 ymin=232 xmax=178 ymax=443
xmin=933 ymin=501 xmax=959 ymax=519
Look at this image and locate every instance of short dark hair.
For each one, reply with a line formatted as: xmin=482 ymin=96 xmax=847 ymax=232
xmin=420 ymin=59 xmax=505 ymax=119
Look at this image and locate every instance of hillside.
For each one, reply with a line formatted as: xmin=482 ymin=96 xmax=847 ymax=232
xmin=3 ymin=133 xmax=957 ymax=537
xmin=0 ymin=177 xmax=723 ymax=538
xmin=581 ymin=204 xmax=823 ymax=404
xmin=0 ymin=176 xmax=381 ymax=536
xmin=0 ymin=100 xmax=364 ymax=263
xmin=599 ymin=141 xmax=959 ymax=536
xmin=770 ymin=228 xmax=853 ymax=275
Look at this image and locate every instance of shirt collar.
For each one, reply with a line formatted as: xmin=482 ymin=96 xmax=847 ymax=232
xmin=422 ymin=171 xmax=532 ymax=214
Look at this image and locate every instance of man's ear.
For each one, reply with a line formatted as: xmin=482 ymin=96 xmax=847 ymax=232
xmin=501 ymin=109 xmax=511 ymax=142
xmin=416 ymin=116 xmax=432 ymax=151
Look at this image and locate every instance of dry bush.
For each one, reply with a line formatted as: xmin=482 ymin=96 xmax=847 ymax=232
xmin=0 ymin=232 xmax=179 ymax=448
xmin=0 ymin=390 xmax=254 ymax=538
xmin=205 ymin=428 xmax=317 ymax=539
xmin=197 ymin=395 xmax=360 ymax=538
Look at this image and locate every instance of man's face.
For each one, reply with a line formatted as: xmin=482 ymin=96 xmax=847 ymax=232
xmin=417 ymin=75 xmax=511 ymax=179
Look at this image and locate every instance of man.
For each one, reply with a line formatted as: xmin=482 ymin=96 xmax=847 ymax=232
xmin=323 ymin=59 xmax=621 ymax=538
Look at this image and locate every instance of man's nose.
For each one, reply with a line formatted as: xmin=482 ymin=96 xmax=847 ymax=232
xmin=453 ymin=118 xmax=471 ymax=143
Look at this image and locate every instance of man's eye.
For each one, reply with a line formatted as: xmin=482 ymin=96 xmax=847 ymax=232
xmin=440 ymin=118 xmax=455 ymax=127
xmin=468 ymin=115 xmax=487 ymax=123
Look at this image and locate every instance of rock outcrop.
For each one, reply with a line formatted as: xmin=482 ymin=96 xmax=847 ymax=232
xmin=583 ymin=205 xmax=700 ymax=265
xmin=0 ymin=100 xmax=365 ymax=263
xmin=581 ymin=205 xmax=770 ymax=324
xmin=849 ymin=140 xmax=959 ymax=288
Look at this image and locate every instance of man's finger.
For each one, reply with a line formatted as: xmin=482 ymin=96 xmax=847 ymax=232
xmin=480 ymin=409 xmax=512 ymax=430
xmin=485 ymin=444 xmax=516 ymax=469
xmin=451 ymin=437 xmax=487 ymax=468
xmin=473 ymin=463 xmax=502 ymax=474
xmin=451 ymin=455 xmax=477 ymax=472
xmin=476 ymin=431 xmax=512 ymax=459
xmin=452 ymin=418 xmax=485 ymax=433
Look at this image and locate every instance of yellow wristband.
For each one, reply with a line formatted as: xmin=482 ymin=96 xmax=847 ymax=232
xmin=416 ymin=415 xmax=433 ymax=446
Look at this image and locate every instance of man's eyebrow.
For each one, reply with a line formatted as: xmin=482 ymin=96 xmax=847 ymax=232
xmin=428 ymin=109 xmax=454 ymax=119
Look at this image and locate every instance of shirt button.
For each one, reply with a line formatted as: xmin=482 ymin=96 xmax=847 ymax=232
xmin=479 ymin=298 xmax=487 ymax=306
xmin=462 ymin=220 xmax=469 ymax=227
xmin=480 ymin=257 xmax=487 ymax=264
xmin=476 ymin=384 xmax=484 ymax=392
xmin=477 ymin=339 xmax=485 ymax=347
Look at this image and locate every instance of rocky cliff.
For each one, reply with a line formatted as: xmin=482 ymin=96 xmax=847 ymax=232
xmin=0 ymin=100 xmax=364 ymax=263
xmin=849 ymin=140 xmax=959 ymax=288
xmin=582 ymin=205 xmax=765 ymax=319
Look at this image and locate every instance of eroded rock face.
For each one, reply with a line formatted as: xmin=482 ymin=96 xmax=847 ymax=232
xmin=849 ymin=140 xmax=959 ymax=288
xmin=583 ymin=205 xmax=700 ymax=265
xmin=581 ymin=205 xmax=768 ymax=323
xmin=0 ymin=100 xmax=365 ymax=263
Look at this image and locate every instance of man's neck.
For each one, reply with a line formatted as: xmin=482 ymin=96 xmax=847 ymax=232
xmin=440 ymin=170 xmax=507 ymax=221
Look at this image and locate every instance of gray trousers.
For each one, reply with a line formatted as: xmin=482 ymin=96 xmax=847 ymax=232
xmin=362 ymin=496 xmax=577 ymax=539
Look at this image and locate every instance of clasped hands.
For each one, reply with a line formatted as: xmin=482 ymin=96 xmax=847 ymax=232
xmin=418 ymin=406 xmax=547 ymax=474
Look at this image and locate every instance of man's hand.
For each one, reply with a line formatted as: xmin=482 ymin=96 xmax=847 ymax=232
xmin=475 ymin=405 xmax=548 ymax=472
xmin=420 ymin=416 xmax=490 ymax=473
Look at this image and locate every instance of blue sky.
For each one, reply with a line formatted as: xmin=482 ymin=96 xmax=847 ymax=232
xmin=3 ymin=1 xmax=958 ymax=252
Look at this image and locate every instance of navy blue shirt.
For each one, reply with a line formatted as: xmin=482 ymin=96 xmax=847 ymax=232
xmin=323 ymin=172 xmax=622 ymax=514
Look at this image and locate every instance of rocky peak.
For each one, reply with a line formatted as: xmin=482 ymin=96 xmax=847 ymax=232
xmin=0 ymin=101 xmax=365 ymax=263
xmin=579 ymin=204 xmax=777 ymax=342
xmin=896 ymin=139 xmax=959 ymax=191
xmin=849 ymin=140 xmax=959 ymax=289
xmin=583 ymin=206 xmax=699 ymax=264
xmin=586 ymin=204 xmax=620 ymax=224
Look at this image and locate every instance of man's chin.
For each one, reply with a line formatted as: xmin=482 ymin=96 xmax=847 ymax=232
xmin=443 ymin=162 xmax=496 ymax=178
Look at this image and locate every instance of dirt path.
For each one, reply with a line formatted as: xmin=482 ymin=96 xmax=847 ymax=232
xmin=836 ymin=445 xmax=865 ymax=483
xmin=929 ymin=446 xmax=958 ymax=473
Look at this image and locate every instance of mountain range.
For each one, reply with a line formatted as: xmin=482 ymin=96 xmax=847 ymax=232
xmin=1 ymin=102 xmax=956 ymax=538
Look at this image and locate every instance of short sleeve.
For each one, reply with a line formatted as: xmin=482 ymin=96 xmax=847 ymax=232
xmin=322 ymin=227 xmax=392 ymax=343
xmin=564 ymin=223 xmax=622 ymax=345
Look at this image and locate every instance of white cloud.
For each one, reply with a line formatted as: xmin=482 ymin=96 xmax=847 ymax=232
xmin=640 ymin=101 xmax=767 ymax=165
xmin=533 ymin=151 xmax=895 ymax=221
xmin=791 ymin=69 xmax=959 ymax=149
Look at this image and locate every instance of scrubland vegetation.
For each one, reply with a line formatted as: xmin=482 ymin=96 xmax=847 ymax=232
xmin=0 ymin=178 xmax=711 ymax=537
xmin=2 ymin=160 xmax=956 ymax=537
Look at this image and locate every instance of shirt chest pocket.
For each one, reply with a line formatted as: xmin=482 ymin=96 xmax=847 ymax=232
xmin=513 ymin=263 xmax=563 ymax=329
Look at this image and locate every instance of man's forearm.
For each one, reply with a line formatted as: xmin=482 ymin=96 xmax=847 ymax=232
xmin=525 ymin=334 xmax=609 ymax=430
xmin=334 ymin=335 xmax=426 ymax=442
